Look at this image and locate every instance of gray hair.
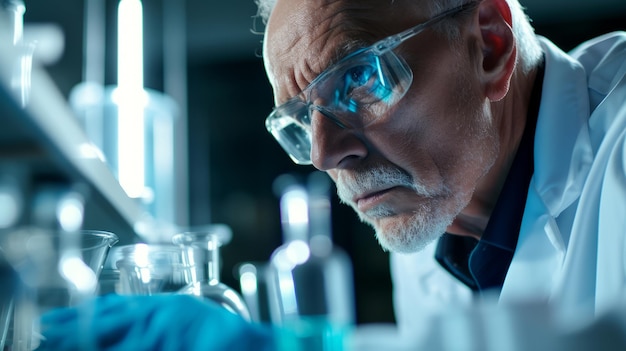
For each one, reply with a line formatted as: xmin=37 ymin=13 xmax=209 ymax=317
xmin=425 ymin=0 xmax=542 ymax=74
xmin=254 ymin=0 xmax=277 ymax=26
xmin=253 ymin=0 xmax=542 ymax=74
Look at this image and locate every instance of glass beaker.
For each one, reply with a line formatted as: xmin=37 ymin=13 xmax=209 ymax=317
xmin=2 ymin=228 xmax=118 ymax=309
xmin=172 ymin=225 xmax=251 ymax=321
xmin=1 ymin=228 xmax=118 ymax=350
xmin=115 ymin=243 xmax=192 ymax=295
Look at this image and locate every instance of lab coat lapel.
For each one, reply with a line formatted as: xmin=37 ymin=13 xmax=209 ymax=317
xmin=549 ymin=36 xmax=626 ymax=317
xmin=500 ymin=37 xmax=593 ymax=305
xmin=592 ymin=75 xmax=626 ymax=314
xmin=502 ymin=35 xmax=626 ymax=319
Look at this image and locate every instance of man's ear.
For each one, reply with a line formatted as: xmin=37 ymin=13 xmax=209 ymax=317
xmin=477 ymin=0 xmax=516 ymax=101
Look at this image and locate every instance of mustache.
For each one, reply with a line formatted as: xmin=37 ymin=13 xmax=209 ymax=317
xmin=336 ymin=166 xmax=432 ymax=203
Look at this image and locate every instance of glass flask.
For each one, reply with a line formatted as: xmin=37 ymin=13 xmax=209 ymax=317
xmin=115 ymin=243 xmax=191 ymax=295
xmin=267 ymin=173 xmax=355 ymax=351
xmin=172 ymin=225 xmax=251 ymax=321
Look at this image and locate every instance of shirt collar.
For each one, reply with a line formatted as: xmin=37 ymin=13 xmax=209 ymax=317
xmin=435 ymin=61 xmax=545 ymax=292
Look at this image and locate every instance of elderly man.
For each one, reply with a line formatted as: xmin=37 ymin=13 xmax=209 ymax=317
xmin=258 ymin=1 xmax=626 ymax=349
xmin=261 ymin=0 xmax=626 ymax=324
xmin=38 ymin=0 xmax=626 ymax=350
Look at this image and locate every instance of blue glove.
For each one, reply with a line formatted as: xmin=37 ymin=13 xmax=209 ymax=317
xmin=38 ymin=294 xmax=276 ymax=351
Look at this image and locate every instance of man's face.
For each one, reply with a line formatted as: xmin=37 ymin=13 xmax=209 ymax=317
xmin=264 ymin=0 xmax=499 ymax=253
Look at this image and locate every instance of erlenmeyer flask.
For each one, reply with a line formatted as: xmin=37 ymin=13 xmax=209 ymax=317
xmin=172 ymin=225 xmax=251 ymax=321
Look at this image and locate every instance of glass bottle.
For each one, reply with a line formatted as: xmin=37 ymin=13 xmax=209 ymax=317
xmin=172 ymin=224 xmax=251 ymax=321
xmin=267 ymin=173 xmax=355 ymax=351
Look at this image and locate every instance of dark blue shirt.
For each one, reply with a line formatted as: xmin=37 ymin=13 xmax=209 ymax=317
xmin=435 ymin=63 xmax=544 ymax=293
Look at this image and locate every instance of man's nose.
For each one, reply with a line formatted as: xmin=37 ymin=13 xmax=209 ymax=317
xmin=309 ymin=110 xmax=368 ymax=170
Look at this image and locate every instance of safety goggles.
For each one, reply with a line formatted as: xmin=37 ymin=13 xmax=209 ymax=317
xmin=265 ymin=1 xmax=478 ymax=165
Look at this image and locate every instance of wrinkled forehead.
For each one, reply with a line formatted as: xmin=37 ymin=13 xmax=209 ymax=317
xmin=263 ymin=0 xmax=420 ymax=104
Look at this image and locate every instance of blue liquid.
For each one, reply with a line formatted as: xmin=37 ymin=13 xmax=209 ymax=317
xmin=277 ymin=316 xmax=352 ymax=351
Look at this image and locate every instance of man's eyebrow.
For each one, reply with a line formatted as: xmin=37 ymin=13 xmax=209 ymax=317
xmin=326 ymin=38 xmax=370 ymax=68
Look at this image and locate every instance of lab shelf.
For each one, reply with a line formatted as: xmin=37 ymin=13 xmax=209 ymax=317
xmin=0 ymin=45 xmax=151 ymax=245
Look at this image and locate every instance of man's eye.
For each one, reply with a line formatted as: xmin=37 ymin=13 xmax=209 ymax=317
xmin=343 ymin=65 xmax=377 ymax=96
xmin=336 ymin=63 xmax=393 ymax=108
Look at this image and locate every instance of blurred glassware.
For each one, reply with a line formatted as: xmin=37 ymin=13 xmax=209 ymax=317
xmin=0 ymin=296 xmax=12 ymax=350
xmin=96 ymin=266 xmax=120 ymax=295
xmin=8 ymin=40 xmax=35 ymax=106
xmin=115 ymin=243 xmax=191 ymax=295
xmin=267 ymin=173 xmax=355 ymax=351
xmin=76 ymin=230 xmax=120 ymax=279
xmin=0 ymin=247 xmax=17 ymax=350
xmin=0 ymin=0 xmax=36 ymax=107
xmin=0 ymin=0 xmax=25 ymax=46
xmin=172 ymin=225 xmax=251 ymax=321
xmin=2 ymin=228 xmax=118 ymax=309
xmin=237 ymin=261 xmax=271 ymax=323
xmin=69 ymin=83 xmax=180 ymax=225
xmin=1 ymin=228 xmax=118 ymax=350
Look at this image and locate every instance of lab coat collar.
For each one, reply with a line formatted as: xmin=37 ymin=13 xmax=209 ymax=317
xmin=499 ymin=37 xmax=595 ymax=302
xmin=531 ymin=37 xmax=593 ymax=220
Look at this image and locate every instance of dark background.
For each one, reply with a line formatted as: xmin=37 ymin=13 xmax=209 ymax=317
xmin=20 ymin=0 xmax=626 ymax=325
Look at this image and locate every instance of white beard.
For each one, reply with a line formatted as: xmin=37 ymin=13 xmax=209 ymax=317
xmin=370 ymin=202 xmax=455 ymax=253
xmin=336 ymin=166 xmax=466 ymax=253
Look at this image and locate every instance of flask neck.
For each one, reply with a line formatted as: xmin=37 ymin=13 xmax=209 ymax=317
xmin=189 ymin=240 xmax=220 ymax=284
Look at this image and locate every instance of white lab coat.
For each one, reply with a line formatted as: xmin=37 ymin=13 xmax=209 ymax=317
xmin=390 ymin=32 xmax=626 ymax=332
